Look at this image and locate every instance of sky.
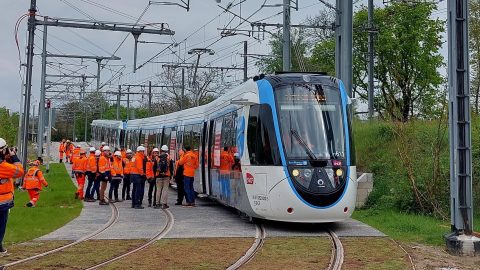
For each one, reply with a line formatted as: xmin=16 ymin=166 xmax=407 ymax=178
xmin=0 ymin=0 xmax=448 ymax=113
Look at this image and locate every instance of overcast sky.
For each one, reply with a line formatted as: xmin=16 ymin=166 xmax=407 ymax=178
xmin=0 ymin=0 xmax=447 ymax=113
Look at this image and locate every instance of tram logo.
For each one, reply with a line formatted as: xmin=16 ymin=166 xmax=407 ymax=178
xmin=246 ymin=173 xmax=254 ymax=184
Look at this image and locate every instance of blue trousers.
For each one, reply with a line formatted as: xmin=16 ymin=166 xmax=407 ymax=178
xmin=92 ymin=177 xmax=101 ymax=200
xmin=183 ymin=176 xmax=195 ymax=204
xmin=85 ymin=172 xmax=94 ymax=199
xmin=220 ymin=173 xmax=230 ymax=201
xmin=0 ymin=208 xmax=9 ymax=248
xmin=131 ymin=175 xmax=145 ymax=207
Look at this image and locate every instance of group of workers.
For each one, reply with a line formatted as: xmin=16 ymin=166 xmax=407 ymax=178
xmin=63 ymin=141 xmax=199 ymax=209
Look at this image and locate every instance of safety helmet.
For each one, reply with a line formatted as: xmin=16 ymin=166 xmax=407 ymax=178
xmin=114 ymin=151 xmax=122 ymax=157
xmin=126 ymin=149 xmax=133 ymax=154
xmin=30 ymin=160 xmax=41 ymax=167
xmin=137 ymin=146 xmax=145 ymax=152
xmin=80 ymin=150 xmax=86 ymax=154
xmin=161 ymin=145 xmax=168 ymax=152
xmin=66 ymin=140 xmax=71 ymax=143
xmin=101 ymin=142 xmax=106 ymax=146
xmin=75 ymin=145 xmax=80 ymax=148
xmin=152 ymin=148 xmax=159 ymax=152
xmin=103 ymin=146 xmax=110 ymax=151
xmin=0 ymin=138 xmax=7 ymax=151
xmin=234 ymin=153 xmax=239 ymax=158
xmin=89 ymin=147 xmax=96 ymax=152
xmin=95 ymin=150 xmax=101 ymax=156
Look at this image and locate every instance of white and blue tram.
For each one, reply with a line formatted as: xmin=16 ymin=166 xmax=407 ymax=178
xmin=91 ymin=73 xmax=357 ymax=223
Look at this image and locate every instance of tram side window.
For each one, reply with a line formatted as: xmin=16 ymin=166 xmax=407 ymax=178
xmin=192 ymin=124 xmax=201 ymax=151
xmin=247 ymin=105 xmax=281 ymax=166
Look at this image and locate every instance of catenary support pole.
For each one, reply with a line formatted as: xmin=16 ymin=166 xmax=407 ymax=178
xmin=21 ymin=0 xmax=37 ymax=170
xmin=46 ymin=105 xmax=52 ymax=173
xmin=367 ymin=0 xmax=374 ymax=118
xmin=127 ymin=87 xmax=130 ymax=120
xmin=282 ymin=0 xmax=291 ymax=72
xmin=244 ymin=41 xmax=248 ymax=81
xmin=37 ymin=16 xmax=47 ymax=158
xmin=335 ymin=0 xmax=353 ymax=97
xmin=148 ymin=81 xmax=152 ymax=116
xmin=116 ymin=85 xmax=121 ymax=120
xmin=181 ymin=68 xmax=185 ymax=110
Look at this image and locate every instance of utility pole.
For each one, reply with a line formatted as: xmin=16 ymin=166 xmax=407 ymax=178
xmin=148 ymin=81 xmax=152 ymax=116
xmin=116 ymin=85 xmax=121 ymax=120
xmin=46 ymin=100 xmax=52 ymax=173
xmin=244 ymin=41 xmax=248 ymax=81
xmin=82 ymin=75 xmax=87 ymax=142
xmin=335 ymin=0 xmax=353 ymax=97
xmin=445 ymin=0 xmax=479 ymax=256
xmin=181 ymin=68 xmax=185 ymax=110
xmin=133 ymin=33 xmax=140 ymax=72
xmin=21 ymin=0 xmax=37 ymax=169
xmin=367 ymin=0 xmax=375 ymax=118
xmin=37 ymin=16 xmax=47 ymax=158
xmin=127 ymin=87 xmax=130 ymax=120
xmin=32 ymin=104 xmax=36 ymax=142
xmin=282 ymin=0 xmax=291 ymax=72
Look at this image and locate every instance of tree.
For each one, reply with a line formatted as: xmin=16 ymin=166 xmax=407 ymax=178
xmin=0 ymin=107 xmax=19 ymax=145
xmin=470 ymin=0 xmax=480 ymax=114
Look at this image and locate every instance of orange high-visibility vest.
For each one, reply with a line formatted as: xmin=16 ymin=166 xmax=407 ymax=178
xmin=130 ymin=153 xmax=145 ymax=175
xmin=146 ymin=157 xmax=154 ymax=178
xmin=178 ymin=151 xmax=199 ymax=177
xmin=86 ymin=155 xmax=97 ymax=173
xmin=123 ymin=158 xmax=134 ymax=174
xmin=72 ymin=148 xmax=81 ymax=160
xmin=59 ymin=143 xmax=66 ymax=153
xmin=72 ymin=156 xmax=87 ymax=173
xmin=0 ymin=161 xmax=24 ymax=205
xmin=97 ymin=156 xmax=111 ymax=173
xmin=23 ymin=167 xmax=48 ymax=190
xmin=111 ymin=158 xmax=124 ymax=176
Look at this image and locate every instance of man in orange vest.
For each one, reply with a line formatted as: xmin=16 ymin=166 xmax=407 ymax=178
xmin=84 ymin=147 xmax=97 ymax=202
xmin=72 ymin=149 xmax=87 ymax=200
xmin=178 ymin=145 xmax=199 ymax=207
xmin=23 ymin=160 xmax=49 ymax=207
xmin=58 ymin=139 xmax=66 ymax=163
xmin=122 ymin=149 xmax=134 ymax=201
xmin=154 ymin=145 xmax=173 ymax=209
xmin=109 ymin=151 xmax=123 ymax=202
xmin=146 ymin=149 xmax=157 ymax=207
xmin=0 ymin=138 xmax=24 ymax=253
xmin=173 ymin=149 xmax=185 ymax=206
xmin=98 ymin=146 xmax=112 ymax=205
xmin=219 ymin=146 xmax=234 ymax=202
xmin=71 ymin=145 xmax=81 ymax=177
xmin=131 ymin=146 xmax=146 ymax=209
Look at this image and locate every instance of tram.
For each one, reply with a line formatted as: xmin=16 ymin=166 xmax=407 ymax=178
xmin=91 ymin=72 xmax=357 ymax=223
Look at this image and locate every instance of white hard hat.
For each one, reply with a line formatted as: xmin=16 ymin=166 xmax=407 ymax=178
xmin=95 ymin=150 xmax=101 ymax=156
xmin=137 ymin=146 xmax=145 ymax=152
xmin=0 ymin=138 xmax=6 ymax=150
xmin=114 ymin=151 xmax=122 ymax=157
xmin=152 ymin=148 xmax=159 ymax=152
xmin=234 ymin=153 xmax=239 ymax=158
xmin=126 ymin=149 xmax=133 ymax=154
xmin=103 ymin=146 xmax=110 ymax=151
xmin=101 ymin=142 xmax=106 ymax=145
xmin=89 ymin=147 xmax=96 ymax=152
xmin=161 ymin=145 xmax=168 ymax=152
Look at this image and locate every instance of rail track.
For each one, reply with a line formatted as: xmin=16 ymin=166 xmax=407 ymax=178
xmin=84 ymin=208 xmax=175 ymax=270
xmin=2 ymin=197 xmax=120 ymax=269
xmin=226 ymin=223 xmax=266 ymax=270
xmin=327 ymin=230 xmax=344 ymax=270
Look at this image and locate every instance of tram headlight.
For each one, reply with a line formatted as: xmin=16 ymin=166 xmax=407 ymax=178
xmin=292 ymin=169 xmax=300 ymax=177
xmin=335 ymin=168 xmax=343 ymax=177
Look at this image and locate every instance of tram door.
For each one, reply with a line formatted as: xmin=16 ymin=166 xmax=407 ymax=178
xmin=201 ymin=121 xmax=208 ymax=194
xmin=206 ymin=120 xmax=215 ymax=195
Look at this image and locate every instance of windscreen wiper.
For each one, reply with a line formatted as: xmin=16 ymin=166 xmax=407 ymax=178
xmin=290 ymin=129 xmax=318 ymax=161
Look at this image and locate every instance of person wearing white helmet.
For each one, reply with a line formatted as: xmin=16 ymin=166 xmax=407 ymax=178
xmin=90 ymin=150 xmax=103 ymax=203
xmin=154 ymin=145 xmax=173 ymax=209
xmin=84 ymin=147 xmax=98 ymax=202
xmin=122 ymin=149 xmax=134 ymax=200
xmin=97 ymin=146 xmax=112 ymax=205
xmin=109 ymin=151 xmax=123 ymax=202
xmin=130 ymin=146 xmax=146 ymax=209
xmin=0 ymin=137 xmax=25 ymax=253
xmin=146 ymin=148 xmax=158 ymax=207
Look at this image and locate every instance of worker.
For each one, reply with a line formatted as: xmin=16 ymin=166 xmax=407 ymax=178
xmin=98 ymin=146 xmax=112 ymax=205
xmin=109 ymin=151 xmax=123 ymax=202
xmin=146 ymin=149 xmax=157 ymax=207
xmin=72 ymin=149 xmax=87 ymax=200
xmin=72 ymin=145 xmax=81 ymax=162
xmin=84 ymin=147 xmax=97 ymax=202
xmin=23 ymin=160 xmax=48 ymax=207
xmin=65 ymin=140 xmax=74 ymax=163
xmin=0 ymin=138 xmax=24 ymax=254
xmin=173 ymin=149 xmax=185 ymax=206
xmin=219 ymin=146 xmax=234 ymax=202
xmin=130 ymin=146 xmax=146 ymax=209
xmin=100 ymin=142 xmax=106 ymax=152
xmin=91 ymin=150 xmax=102 ymax=202
xmin=154 ymin=145 xmax=172 ymax=209
xmin=178 ymin=145 xmax=199 ymax=207
xmin=120 ymin=147 xmax=126 ymax=159
xmin=122 ymin=149 xmax=134 ymax=201
xmin=58 ymin=139 xmax=66 ymax=163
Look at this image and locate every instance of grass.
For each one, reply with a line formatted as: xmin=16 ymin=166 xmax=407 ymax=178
xmin=4 ymin=163 xmax=82 ymax=245
xmin=341 ymin=237 xmax=410 ymax=270
xmin=353 ymin=208 xmax=480 ymax=246
xmin=0 ymin=241 xmax=72 ymax=265
xmin=245 ymin=237 xmax=331 ymax=270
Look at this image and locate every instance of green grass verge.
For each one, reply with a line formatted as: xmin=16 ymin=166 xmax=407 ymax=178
xmin=353 ymin=209 xmax=480 ymax=246
xmin=4 ymin=163 xmax=82 ymax=245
